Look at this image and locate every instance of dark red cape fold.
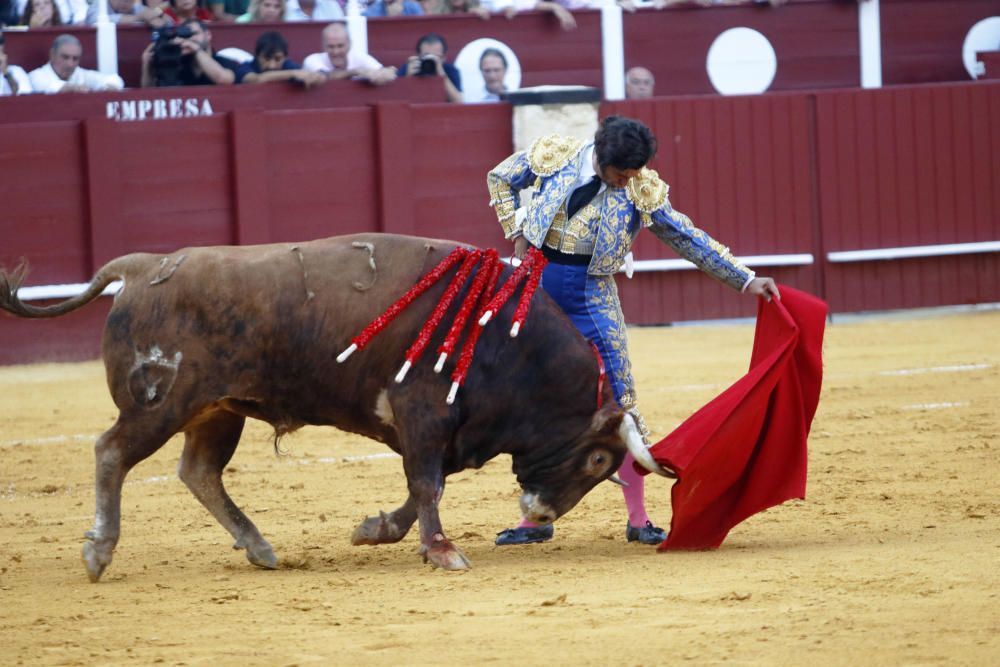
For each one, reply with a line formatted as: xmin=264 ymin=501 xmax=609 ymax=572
xmin=644 ymin=286 xmax=827 ymax=551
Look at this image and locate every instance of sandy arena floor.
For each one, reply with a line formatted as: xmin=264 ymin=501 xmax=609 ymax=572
xmin=1 ymin=309 xmax=998 ymax=666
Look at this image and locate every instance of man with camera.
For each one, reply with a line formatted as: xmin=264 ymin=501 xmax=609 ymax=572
xmin=397 ymin=32 xmax=462 ymax=104
xmin=141 ymin=19 xmax=239 ymax=87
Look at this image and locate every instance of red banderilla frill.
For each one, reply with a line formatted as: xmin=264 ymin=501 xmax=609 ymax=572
xmin=447 ymin=251 xmax=504 ymax=405
xmin=434 ymin=248 xmax=498 ymax=374
xmin=336 ymin=244 xmax=548 ymax=405
xmin=336 ymin=247 xmax=469 ymax=363
xmin=395 ymin=249 xmax=483 ymax=383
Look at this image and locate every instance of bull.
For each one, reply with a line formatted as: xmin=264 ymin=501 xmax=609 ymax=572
xmin=0 ymin=234 xmax=667 ymax=581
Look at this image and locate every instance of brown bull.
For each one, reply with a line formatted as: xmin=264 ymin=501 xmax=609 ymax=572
xmin=0 ymin=234 xmax=666 ymax=581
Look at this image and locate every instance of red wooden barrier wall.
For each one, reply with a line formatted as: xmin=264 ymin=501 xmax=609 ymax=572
xmin=623 ymin=1 xmax=860 ymax=96
xmin=815 ymin=82 xmax=1000 ymax=313
xmin=880 ymin=0 xmax=999 ymax=86
xmin=2 ymin=83 xmax=999 ymax=363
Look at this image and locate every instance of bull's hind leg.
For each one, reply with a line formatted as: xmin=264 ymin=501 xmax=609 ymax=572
xmin=177 ymin=410 xmax=277 ymax=570
xmin=351 ymin=495 xmax=417 ymax=545
xmin=83 ymin=414 xmax=178 ymax=582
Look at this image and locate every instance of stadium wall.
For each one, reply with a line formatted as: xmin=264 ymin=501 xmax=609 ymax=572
xmin=2 ymin=80 xmax=998 ymax=364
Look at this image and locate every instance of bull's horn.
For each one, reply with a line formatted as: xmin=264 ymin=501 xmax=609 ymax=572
xmin=607 ymin=475 xmax=629 ymax=487
xmin=618 ymin=414 xmax=675 ymax=478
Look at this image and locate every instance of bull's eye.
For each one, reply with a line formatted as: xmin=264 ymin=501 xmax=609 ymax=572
xmin=588 ymin=450 xmax=612 ymax=473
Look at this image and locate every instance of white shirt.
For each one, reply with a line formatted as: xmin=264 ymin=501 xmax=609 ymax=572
xmin=28 ymin=62 xmax=124 ymax=93
xmin=85 ymin=1 xmax=142 ymax=24
xmin=1 ymin=65 xmax=33 ymax=96
xmin=302 ymin=51 xmax=383 ymax=75
xmin=284 ymin=0 xmax=344 ymax=21
xmin=574 ymin=144 xmax=607 ymax=197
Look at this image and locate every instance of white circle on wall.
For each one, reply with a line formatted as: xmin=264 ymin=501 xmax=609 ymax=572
xmin=706 ymin=27 xmax=777 ymax=96
xmin=962 ymin=17 xmax=1000 ymax=79
xmin=454 ymin=38 xmax=522 ymax=105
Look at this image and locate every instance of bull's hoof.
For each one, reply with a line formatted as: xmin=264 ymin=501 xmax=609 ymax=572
xmin=81 ymin=540 xmax=112 ymax=583
xmin=234 ymin=536 xmax=278 ymax=570
xmin=351 ymin=512 xmax=407 ymax=546
xmin=420 ymin=536 xmax=471 ymax=571
xmin=246 ymin=544 xmax=278 ymax=570
xmin=247 ymin=547 xmax=278 ymax=570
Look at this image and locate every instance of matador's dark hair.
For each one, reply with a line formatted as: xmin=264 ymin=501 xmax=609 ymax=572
xmin=593 ymin=115 xmax=657 ymax=171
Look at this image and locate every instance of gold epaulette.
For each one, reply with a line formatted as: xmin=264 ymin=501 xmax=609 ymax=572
xmin=625 ymin=167 xmax=669 ymax=213
xmin=528 ymin=135 xmax=585 ymax=177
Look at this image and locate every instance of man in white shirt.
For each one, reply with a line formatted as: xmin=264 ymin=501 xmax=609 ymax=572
xmin=28 ymin=34 xmax=124 ymax=93
xmin=303 ymin=21 xmax=396 ymax=86
xmin=284 ymin=0 xmax=344 ymax=21
xmin=0 ymin=31 xmax=32 ymax=95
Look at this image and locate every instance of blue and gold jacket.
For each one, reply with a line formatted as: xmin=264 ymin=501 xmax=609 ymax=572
xmin=487 ymin=134 xmax=754 ymax=291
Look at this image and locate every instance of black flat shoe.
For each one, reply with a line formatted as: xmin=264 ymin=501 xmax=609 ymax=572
xmin=625 ymin=521 xmax=667 ymax=545
xmin=494 ymin=525 xmax=555 ymax=546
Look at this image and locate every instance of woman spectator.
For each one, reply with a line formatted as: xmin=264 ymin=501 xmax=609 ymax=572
xmin=235 ymin=0 xmax=284 ymax=22
xmin=163 ymin=0 xmax=214 ymax=23
xmin=19 ymin=0 xmax=63 ymax=27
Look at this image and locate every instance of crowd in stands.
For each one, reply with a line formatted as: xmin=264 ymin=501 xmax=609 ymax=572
xmin=0 ymin=0 xmax=866 ymax=98
xmin=0 ymin=0 xmax=834 ymax=29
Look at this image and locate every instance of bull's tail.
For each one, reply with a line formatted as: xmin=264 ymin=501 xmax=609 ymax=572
xmin=0 ymin=254 xmax=151 ymax=319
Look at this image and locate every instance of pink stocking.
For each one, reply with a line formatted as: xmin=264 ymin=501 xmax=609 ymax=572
xmin=618 ymin=452 xmax=650 ymax=528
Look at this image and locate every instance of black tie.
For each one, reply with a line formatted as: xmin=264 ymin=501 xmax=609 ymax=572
xmin=566 ymin=175 xmax=601 ymax=219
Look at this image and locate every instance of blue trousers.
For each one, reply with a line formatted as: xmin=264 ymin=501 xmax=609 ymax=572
xmin=540 ymin=262 xmax=637 ymax=411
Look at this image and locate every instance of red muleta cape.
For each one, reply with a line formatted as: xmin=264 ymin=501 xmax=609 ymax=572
xmin=645 ymin=285 xmax=827 ymax=551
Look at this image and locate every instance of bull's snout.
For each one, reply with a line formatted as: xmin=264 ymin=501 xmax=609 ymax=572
xmin=519 ymin=491 xmax=557 ymax=525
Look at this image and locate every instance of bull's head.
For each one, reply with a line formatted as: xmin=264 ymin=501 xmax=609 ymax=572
xmin=511 ymin=404 xmax=673 ymax=524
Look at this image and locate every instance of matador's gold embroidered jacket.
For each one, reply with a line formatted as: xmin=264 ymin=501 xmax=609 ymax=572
xmin=487 ymin=134 xmax=755 ymax=291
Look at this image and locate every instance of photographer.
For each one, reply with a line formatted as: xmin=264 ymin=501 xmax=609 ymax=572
xmin=397 ymin=32 xmax=462 ymax=104
xmin=141 ymin=19 xmax=238 ymax=87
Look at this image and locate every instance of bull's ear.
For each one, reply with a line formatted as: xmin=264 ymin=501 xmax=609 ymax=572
xmin=590 ymin=403 xmax=625 ymax=434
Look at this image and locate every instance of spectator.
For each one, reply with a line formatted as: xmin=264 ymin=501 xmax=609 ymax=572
xmin=235 ymin=0 xmax=284 ymax=21
xmin=19 ymin=0 xmax=63 ymax=27
xmin=284 ymin=0 xmax=343 ymax=21
xmin=164 ymin=0 xmax=214 ymax=23
xmin=490 ymin=0 xmax=576 ymax=30
xmin=235 ymin=29 xmax=325 ymax=86
xmin=1 ymin=0 xmax=18 ymax=25
xmin=422 ymin=0 xmax=489 ymax=20
xmin=303 ymin=21 xmax=395 ymax=85
xmin=141 ymin=18 xmax=238 ymax=86
xmin=85 ymin=0 xmax=170 ymax=25
xmin=13 ymin=0 xmax=78 ymax=25
xmin=624 ymin=65 xmax=654 ymax=99
xmin=212 ymin=0 xmax=250 ymax=21
xmin=28 ymin=33 xmax=124 ymax=92
xmin=0 ymin=30 xmax=33 ymax=94
xmin=365 ymin=0 xmax=422 ymax=17
xmin=398 ymin=32 xmax=461 ymax=103
xmin=473 ymin=47 xmax=507 ymax=103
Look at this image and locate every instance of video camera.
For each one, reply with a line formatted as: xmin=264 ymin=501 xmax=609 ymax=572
xmin=150 ymin=24 xmax=195 ymax=87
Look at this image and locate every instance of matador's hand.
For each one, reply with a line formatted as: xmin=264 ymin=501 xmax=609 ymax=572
xmin=513 ymin=236 xmax=528 ymax=260
xmin=747 ymin=277 xmax=780 ymax=302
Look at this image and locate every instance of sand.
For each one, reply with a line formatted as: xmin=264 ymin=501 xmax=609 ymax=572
xmin=1 ymin=309 xmax=998 ymax=666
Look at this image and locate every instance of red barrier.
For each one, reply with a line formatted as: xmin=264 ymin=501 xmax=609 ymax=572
xmin=2 ymin=82 xmax=999 ymax=363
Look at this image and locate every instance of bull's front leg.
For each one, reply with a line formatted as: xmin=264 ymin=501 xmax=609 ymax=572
xmin=404 ymin=457 xmax=470 ymax=571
